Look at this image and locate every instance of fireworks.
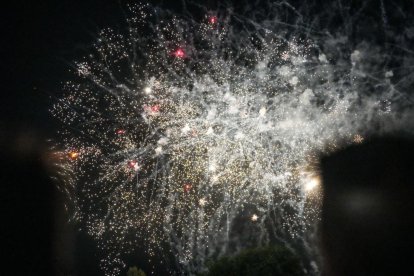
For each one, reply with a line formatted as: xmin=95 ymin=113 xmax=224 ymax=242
xmin=251 ymin=214 xmax=259 ymax=222
xmin=173 ymin=48 xmax=186 ymax=59
xmin=52 ymin=2 xmax=413 ymax=275
xmin=304 ymin=177 xmax=319 ymax=192
xmin=68 ymin=151 xmax=79 ymax=160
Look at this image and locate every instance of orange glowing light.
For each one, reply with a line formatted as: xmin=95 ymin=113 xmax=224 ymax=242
xmin=68 ymin=151 xmax=79 ymax=160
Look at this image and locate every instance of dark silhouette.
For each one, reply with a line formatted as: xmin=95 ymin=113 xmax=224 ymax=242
xmin=320 ymin=136 xmax=414 ymax=275
xmin=204 ymin=245 xmax=303 ymax=276
xmin=0 ymin=129 xmax=54 ymax=275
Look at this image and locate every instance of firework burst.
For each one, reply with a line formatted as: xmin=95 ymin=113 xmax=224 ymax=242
xmin=52 ymin=2 xmax=413 ymax=275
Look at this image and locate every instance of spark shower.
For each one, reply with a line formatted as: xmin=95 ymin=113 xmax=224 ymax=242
xmin=52 ymin=1 xmax=413 ymax=275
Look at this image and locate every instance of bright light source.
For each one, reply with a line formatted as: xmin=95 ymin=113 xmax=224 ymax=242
xmin=68 ymin=151 xmax=79 ymax=160
xmin=251 ymin=214 xmax=259 ymax=221
xmin=305 ymin=177 xmax=319 ymax=192
xmin=199 ymin=198 xmax=207 ymax=206
xmin=144 ymin=87 xmax=152 ymax=94
xmin=209 ymin=16 xmax=217 ymax=24
xmin=173 ymin=48 xmax=185 ymax=58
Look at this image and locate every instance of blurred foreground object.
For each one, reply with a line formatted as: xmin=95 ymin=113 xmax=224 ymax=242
xmin=205 ymin=245 xmax=303 ymax=276
xmin=320 ymin=136 xmax=414 ymax=275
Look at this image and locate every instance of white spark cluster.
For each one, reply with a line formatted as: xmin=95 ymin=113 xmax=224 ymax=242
xmin=52 ymin=2 xmax=413 ymax=275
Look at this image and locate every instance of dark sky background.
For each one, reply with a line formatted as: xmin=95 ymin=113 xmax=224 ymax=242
xmin=3 ymin=0 xmax=124 ymax=132
xmin=2 ymin=1 xmax=144 ymax=275
xmin=1 ymin=0 xmax=413 ymax=275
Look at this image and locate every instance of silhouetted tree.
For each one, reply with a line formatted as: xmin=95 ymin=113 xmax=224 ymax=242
xmin=127 ymin=266 xmax=146 ymax=276
xmin=204 ymin=245 xmax=303 ymax=276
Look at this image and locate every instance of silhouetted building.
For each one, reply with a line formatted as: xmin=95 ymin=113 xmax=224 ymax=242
xmin=320 ymin=136 xmax=414 ymax=275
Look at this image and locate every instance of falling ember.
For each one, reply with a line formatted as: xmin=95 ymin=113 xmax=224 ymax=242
xmin=251 ymin=214 xmax=259 ymax=222
xmin=144 ymin=104 xmax=160 ymax=115
xmin=150 ymin=105 xmax=160 ymax=113
xmin=116 ymin=129 xmax=126 ymax=135
xmin=353 ymin=134 xmax=364 ymax=144
xmin=173 ymin=48 xmax=185 ymax=58
xmin=209 ymin=16 xmax=217 ymax=24
xmin=183 ymin=183 xmax=192 ymax=193
xmin=128 ymin=160 xmax=139 ymax=171
xmin=199 ymin=198 xmax=207 ymax=206
xmin=68 ymin=151 xmax=79 ymax=160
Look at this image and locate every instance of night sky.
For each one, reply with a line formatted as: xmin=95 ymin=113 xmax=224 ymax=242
xmin=2 ymin=1 xmax=137 ymax=275
xmin=1 ymin=0 xmax=414 ymax=276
